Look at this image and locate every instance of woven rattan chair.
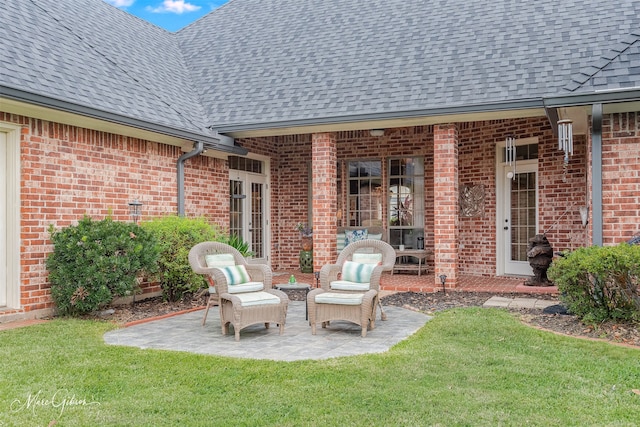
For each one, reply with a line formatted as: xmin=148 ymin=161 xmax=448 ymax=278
xmin=188 ymin=242 xmax=289 ymax=341
xmin=307 ymin=239 xmax=396 ymax=337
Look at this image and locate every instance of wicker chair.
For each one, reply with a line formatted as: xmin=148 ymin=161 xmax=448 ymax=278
xmin=307 ymin=239 xmax=396 ymax=337
xmin=188 ymin=242 xmax=289 ymax=341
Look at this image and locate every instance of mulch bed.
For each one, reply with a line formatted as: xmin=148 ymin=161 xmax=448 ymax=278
xmin=98 ymin=290 xmax=640 ymax=349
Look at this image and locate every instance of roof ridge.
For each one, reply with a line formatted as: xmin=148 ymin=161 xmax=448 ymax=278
xmin=29 ymin=0 xmax=209 ymax=135
xmin=564 ymin=31 xmax=640 ymax=92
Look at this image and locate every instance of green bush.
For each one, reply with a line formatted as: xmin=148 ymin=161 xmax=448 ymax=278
xmin=46 ymin=216 xmax=159 ymax=316
xmin=141 ymin=216 xmax=224 ymax=301
xmin=548 ymin=243 xmax=640 ymax=324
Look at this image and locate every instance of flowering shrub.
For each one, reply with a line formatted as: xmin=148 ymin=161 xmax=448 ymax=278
xmin=295 ymin=222 xmax=313 ymax=237
xmin=47 ymin=216 xmax=159 ymax=316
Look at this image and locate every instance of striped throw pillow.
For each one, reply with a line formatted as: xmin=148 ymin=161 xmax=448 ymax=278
xmin=341 ymin=261 xmax=376 ymax=284
xmin=218 ymin=265 xmax=250 ymax=285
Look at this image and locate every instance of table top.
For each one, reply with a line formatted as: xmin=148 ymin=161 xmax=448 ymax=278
xmin=396 ymin=249 xmax=428 ymax=256
xmin=275 ymin=282 xmax=311 ymax=290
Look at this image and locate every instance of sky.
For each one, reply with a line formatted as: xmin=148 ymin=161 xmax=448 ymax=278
xmin=103 ymin=0 xmax=229 ymax=32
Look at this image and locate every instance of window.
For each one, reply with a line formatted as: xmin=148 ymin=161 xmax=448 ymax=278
xmin=347 ymin=161 xmax=382 ymax=227
xmin=388 ymin=157 xmax=424 ymax=249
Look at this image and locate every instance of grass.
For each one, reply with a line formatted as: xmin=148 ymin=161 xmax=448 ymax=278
xmin=1 ymin=308 xmax=639 ymax=426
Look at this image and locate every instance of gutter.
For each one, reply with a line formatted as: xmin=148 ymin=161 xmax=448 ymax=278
xmin=211 ymin=98 xmax=545 ymax=133
xmin=1 ymin=86 xmax=247 ymax=155
xmin=177 ymin=141 xmax=204 ymax=217
xmin=591 ymin=104 xmax=603 ymax=246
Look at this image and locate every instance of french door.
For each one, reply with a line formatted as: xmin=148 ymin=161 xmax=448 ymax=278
xmin=229 ymin=170 xmax=268 ymax=263
xmin=498 ymin=161 xmax=537 ymax=276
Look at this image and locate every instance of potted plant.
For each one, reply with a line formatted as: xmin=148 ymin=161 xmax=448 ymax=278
xmin=295 ymin=222 xmax=313 ymax=251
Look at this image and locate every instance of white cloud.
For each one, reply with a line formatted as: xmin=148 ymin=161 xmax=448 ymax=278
xmin=147 ymin=0 xmax=202 ymax=14
xmin=104 ymin=0 xmax=135 ymax=7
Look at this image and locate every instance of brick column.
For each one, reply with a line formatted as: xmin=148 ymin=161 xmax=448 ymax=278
xmin=311 ymin=132 xmax=338 ymax=272
xmin=433 ymin=124 xmax=459 ymax=288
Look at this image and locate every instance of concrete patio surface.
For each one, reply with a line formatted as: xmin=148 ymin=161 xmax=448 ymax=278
xmin=104 ymin=301 xmax=432 ymax=361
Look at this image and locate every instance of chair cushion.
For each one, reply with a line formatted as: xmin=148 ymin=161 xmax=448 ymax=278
xmin=341 ymin=261 xmax=376 ymax=283
xmin=330 ymin=280 xmax=370 ymax=291
xmin=234 ymin=291 xmax=281 ymax=307
xmin=205 ymin=253 xmax=236 ymax=268
xmin=315 ymin=292 xmax=365 ymax=305
xmin=218 ymin=265 xmax=250 ymax=285
xmin=227 ymin=281 xmax=264 ymax=294
xmin=352 ymin=252 xmax=383 ymax=265
xmin=345 ymin=229 xmax=368 ymax=245
xmin=368 ymin=233 xmax=383 ymax=241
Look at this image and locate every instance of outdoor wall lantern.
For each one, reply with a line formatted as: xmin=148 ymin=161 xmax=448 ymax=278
xmin=369 ymin=129 xmax=385 ymax=137
xmin=439 ymin=274 xmax=447 ymax=294
xmin=128 ymin=199 xmax=143 ymax=224
xmin=505 ymin=135 xmax=516 ymax=180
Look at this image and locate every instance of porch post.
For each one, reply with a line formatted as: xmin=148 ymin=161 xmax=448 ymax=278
xmin=311 ymin=132 xmax=338 ymax=273
xmin=433 ymin=124 xmax=459 ymax=289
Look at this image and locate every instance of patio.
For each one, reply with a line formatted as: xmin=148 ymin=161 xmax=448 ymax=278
xmin=104 ymin=301 xmax=431 ymax=361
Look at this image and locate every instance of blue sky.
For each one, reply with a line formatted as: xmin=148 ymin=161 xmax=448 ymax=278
xmin=103 ymin=0 xmax=229 ymax=32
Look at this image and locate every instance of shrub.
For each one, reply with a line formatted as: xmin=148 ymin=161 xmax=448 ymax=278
xmin=47 ymin=216 xmax=159 ymax=316
xmin=141 ymin=216 xmax=224 ymax=301
xmin=548 ymin=244 xmax=640 ymax=324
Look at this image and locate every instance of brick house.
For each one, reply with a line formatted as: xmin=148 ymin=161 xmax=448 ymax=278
xmin=1 ymin=0 xmax=639 ymax=321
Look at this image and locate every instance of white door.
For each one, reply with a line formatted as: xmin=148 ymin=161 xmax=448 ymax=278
xmin=498 ymin=161 xmax=537 ymax=276
xmin=229 ymin=170 xmax=268 ymax=263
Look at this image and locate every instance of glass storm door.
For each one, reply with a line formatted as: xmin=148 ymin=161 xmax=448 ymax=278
xmin=502 ymin=163 xmax=536 ymax=276
xmin=230 ymin=171 xmax=267 ymax=263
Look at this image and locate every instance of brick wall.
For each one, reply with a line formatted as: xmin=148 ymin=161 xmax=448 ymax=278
xmin=601 ymin=112 xmax=640 ymax=244
xmin=1 ymin=112 xmax=228 ymax=315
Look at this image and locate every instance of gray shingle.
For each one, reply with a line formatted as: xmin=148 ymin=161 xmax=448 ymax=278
xmin=3 ymin=0 xmax=640 ymax=135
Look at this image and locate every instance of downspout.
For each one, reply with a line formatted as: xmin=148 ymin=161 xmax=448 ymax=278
xmin=591 ymin=104 xmax=603 ymax=246
xmin=177 ymin=141 xmax=204 ymax=217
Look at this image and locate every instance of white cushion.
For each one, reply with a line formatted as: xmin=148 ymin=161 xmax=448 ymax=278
xmin=368 ymin=233 xmax=383 ymax=241
xmin=234 ymin=291 xmax=281 ymax=307
xmin=205 ymin=253 xmax=236 ymax=268
xmin=315 ymin=292 xmax=365 ymax=305
xmin=330 ymin=280 xmax=370 ymax=291
xmin=227 ymin=281 xmax=264 ymax=294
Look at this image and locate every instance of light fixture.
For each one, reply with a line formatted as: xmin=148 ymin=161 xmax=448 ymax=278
xmin=579 ymin=206 xmax=589 ymax=228
xmin=128 ymin=199 xmax=143 ymax=224
xmin=505 ymin=135 xmax=516 ymax=180
xmin=369 ymin=129 xmax=385 ymax=137
xmin=558 ymin=119 xmax=573 ymax=163
xmin=439 ymin=274 xmax=447 ymax=294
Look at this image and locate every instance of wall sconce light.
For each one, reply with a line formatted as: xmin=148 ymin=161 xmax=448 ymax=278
xmin=439 ymin=274 xmax=447 ymax=294
xmin=369 ymin=129 xmax=385 ymax=137
xmin=128 ymin=199 xmax=143 ymax=224
xmin=558 ymin=119 xmax=573 ymax=164
xmin=505 ymin=135 xmax=516 ymax=180
xmin=579 ymin=206 xmax=589 ymax=228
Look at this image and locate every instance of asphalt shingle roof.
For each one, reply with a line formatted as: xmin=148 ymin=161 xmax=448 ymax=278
xmin=2 ymin=0 xmax=640 ymax=136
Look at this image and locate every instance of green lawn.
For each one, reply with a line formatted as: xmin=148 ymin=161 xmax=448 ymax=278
xmin=1 ymin=308 xmax=638 ymax=426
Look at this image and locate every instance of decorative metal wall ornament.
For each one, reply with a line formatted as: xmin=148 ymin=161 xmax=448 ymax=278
xmin=505 ymin=135 xmax=516 ymax=180
xmin=460 ymin=184 xmax=485 ymax=217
